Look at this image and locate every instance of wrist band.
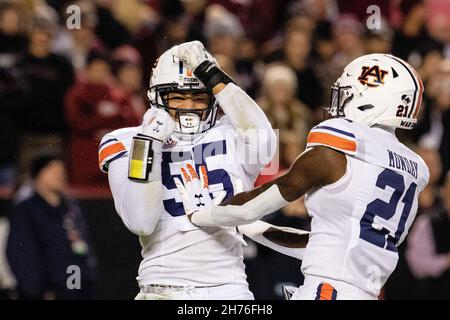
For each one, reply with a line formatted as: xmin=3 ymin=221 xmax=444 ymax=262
xmin=128 ymin=134 xmax=155 ymax=182
xmin=194 ymin=60 xmax=234 ymax=89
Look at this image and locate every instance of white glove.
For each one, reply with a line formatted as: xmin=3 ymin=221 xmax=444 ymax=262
xmin=175 ymin=40 xmax=211 ymax=72
xmin=141 ymin=107 xmax=176 ymax=142
xmin=174 ymin=164 xmax=226 ymax=215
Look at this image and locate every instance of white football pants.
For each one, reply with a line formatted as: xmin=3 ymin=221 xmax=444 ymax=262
xmin=135 ymin=283 xmax=254 ymax=300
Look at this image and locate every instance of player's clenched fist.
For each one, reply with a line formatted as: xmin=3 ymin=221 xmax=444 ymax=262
xmin=127 ymin=108 xmax=175 ymax=182
xmin=175 ymin=40 xmax=209 ymax=72
xmin=141 ymin=107 xmax=176 ymax=142
xmin=175 ymin=40 xmax=234 ymax=91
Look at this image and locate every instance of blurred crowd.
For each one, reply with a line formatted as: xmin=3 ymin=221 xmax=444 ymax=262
xmin=0 ymin=0 xmax=449 ymax=299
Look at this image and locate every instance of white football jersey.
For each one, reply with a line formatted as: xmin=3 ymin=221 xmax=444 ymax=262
xmin=302 ymin=118 xmax=429 ymax=297
xmin=99 ymin=115 xmax=271 ymax=287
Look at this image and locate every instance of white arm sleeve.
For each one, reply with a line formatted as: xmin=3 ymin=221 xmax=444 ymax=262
xmin=238 ymin=220 xmax=309 ymax=260
xmin=191 ymin=184 xmax=289 ymax=227
xmin=215 ymin=83 xmax=277 ymax=176
xmin=108 ymin=156 xmax=163 ymax=236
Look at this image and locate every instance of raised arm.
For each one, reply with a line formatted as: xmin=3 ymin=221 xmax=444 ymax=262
xmin=213 ymin=82 xmax=274 ymax=132
xmin=100 ymin=108 xmax=176 ymax=236
xmin=177 ymin=41 xmax=277 ymax=175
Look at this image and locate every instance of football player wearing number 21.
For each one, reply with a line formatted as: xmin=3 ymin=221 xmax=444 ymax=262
xmin=98 ymin=41 xmax=309 ymax=300
xmin=179 ymin=53 xmax=430 ymax=300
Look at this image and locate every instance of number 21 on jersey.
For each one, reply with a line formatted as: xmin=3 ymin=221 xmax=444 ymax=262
xmin=359 ymin=168 xmax=417 ymax=252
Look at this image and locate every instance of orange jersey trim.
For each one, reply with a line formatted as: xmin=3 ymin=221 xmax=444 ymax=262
xmin=98 ymin=142 xmax=126 ymax=166
xmin=307 ymin=132 xmax=356 ymax=152
xmin=316 ymin=283 xmax=337 ymax=300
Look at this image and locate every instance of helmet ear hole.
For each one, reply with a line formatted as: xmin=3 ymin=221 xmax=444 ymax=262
xmin=357 ymin=104 xmax=375 ymax=111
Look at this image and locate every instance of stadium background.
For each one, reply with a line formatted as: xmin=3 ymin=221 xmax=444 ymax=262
xmin=0 ymin=0 xmax=449 ymax=299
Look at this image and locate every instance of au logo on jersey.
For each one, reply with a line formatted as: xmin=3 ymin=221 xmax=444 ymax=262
xmin=358 ymin=65 xmax=388 ymax=87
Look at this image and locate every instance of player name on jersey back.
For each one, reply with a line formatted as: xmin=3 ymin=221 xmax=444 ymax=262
xmin=387 ymin=149 xmax=418 ymax=179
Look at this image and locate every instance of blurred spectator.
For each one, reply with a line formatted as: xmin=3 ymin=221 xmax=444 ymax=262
xmin=336 ymin=0 xmax=390 ymax=21
xmin=234 ymin=38 xmax=261 ymax=97
xmin=310 ymin=20 xmax=337 ymax=116
xmin=65 ymin=50 xmax=139 ymax=187
xmin=0 ymin=3 xmax=27 ymax=59
xmin=214 ymin=53 xmax=237 ymax=80
xmin=181 ymin=0 xmax=208 ymax=43
xmin=53 ymin=1 xmax=102 ymax=74
xmin=417 ymin=59 xmax=450 ymax=182
xmin=0 ymin=3 xmax=27 ymax=186
xmin=0 ymin=215 xmax=17 ymax=300
xmin=392 ymin=0 xmax=443 ymax=66
xmin=257 ymin=63 xmax=314 ymax=151
xmin=331 ymin=14 xmax=366 ymax=78
xmin=203 ymin=4 xmax=260 ymax=97
xmin=6 ymin=153 xmax=97 ymax=299
xmin=0 ymin=7 xmax=29 ymax=186
xmin=284 ymin=11 xmax=316 ymax=39
xmin=133 ymin=0 xmax=192 ymax=86
xmin=204 ymin=4 xmax=244 ymax=60
xmin=111 ymin=45 xmax=146 ymax=119
xmin=364 ymin=18 xmax=393 ymax=54
xmin=18 ymin=0 xmax=59 ymax=23
xmin=432 ymin=60 xmax=450 ymax=181
xmin=45 ymin=0 xmax=73 ymax=17
xmin=210 ymin=0 xmax=286 ymax=45
xmin=285 ymin=0 xmax=339 ymax=29
xmin=0 ymin=64 xmax=26 ymax=187
xmin=408 ymin=52 xmax=443 ymax=145
xmin=18 ymin=16 xmax=75 ymax=178
xmin=94 ymin=0 xmax=130 ymax=49
xmin=255 ymin=63 xmax=313 ymax=187
xmin=425 ymin=0 xmax=450 ymax=55
xmin=112 ymin=0 xmax=159 ymax=33
xmin=280 ymin=28 xmax=324 ymax=112
xmin=417 ymin=148 xmax=444 ymax=211
xmin=406 ymin=171 xmax=450 ymax=299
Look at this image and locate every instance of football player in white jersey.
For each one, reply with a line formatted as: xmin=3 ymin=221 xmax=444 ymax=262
xmin=178 ymin=53 xmax=430 ymax=300
xmin=98 ymin=41 xmax=309 ymax=300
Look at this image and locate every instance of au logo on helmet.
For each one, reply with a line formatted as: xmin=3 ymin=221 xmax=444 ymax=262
xmin=358 ymin=65 xmax=389 ymax=87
